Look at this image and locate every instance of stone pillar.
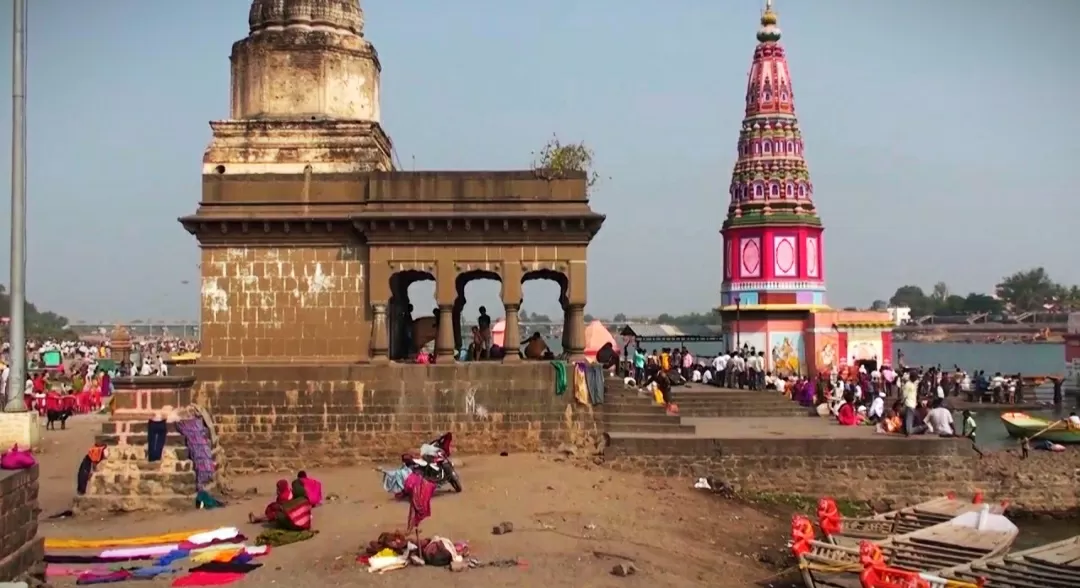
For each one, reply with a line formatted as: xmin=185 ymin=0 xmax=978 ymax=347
xmin=502 ymin=303 xmax=521 ymax=362
xmin=567 ymin=304 xmax=586 ymax=359
xmin=371 ymin=303 xmax=389 ymax=363
xmin=436 ymin=305 xmax=456 ymax=360
xmin=561 ymin=303 xmax=571 ymax=356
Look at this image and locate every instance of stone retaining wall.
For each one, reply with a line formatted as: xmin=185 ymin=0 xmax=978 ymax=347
xmin=0 ymin=466 xmax=43 ymax=582
xmin=604 ymin=436 xmax=1080 ymax=513
xmin=178 ymin=362 xmax=599 ymax=473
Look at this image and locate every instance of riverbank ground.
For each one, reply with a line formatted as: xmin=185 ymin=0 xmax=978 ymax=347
xmin=35 ymin=417 xmax=795 ymax=588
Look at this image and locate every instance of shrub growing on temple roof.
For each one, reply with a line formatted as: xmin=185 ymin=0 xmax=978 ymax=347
xmin=531 ymin=135 xmax=601 ymax=193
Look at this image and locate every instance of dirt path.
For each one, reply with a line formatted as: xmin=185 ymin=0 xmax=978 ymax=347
xmin=36 ymin=417 xmax=796 ymax=587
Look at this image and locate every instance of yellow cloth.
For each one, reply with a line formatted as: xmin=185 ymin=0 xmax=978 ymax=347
xmin=190 ymin=547 xmax=244 ymax=564
xmin=45 ymin=530 xmax=211 ymax=550
xmin=572 ymin=364 xmax=589 ymax=406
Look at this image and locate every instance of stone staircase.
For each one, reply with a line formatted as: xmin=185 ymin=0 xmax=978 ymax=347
xmin=601 ymin=382 xmax=809 ymax=436
xmin=73 ymin=376 xmax=227 ymax=514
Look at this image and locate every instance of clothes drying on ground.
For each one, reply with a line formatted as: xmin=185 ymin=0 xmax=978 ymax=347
xmin=46 ymin=529 xmax=211 ymax=550
xmin=171 ymin=571 xmax=247 ymax=587
xmin=75 ymin=570 xmax=132 ymax=585
xmin=189 ymin=562 xmax=262 ymax=574
xmin=46 ymin=555 xmax=155 ymax=565
xmin=255 ymin=529 xmax=316 ymax=547
xmin=175 ymin=418 xmax=215 ymax=490
xmin=100 ymin=544 xmax=179 ymax=559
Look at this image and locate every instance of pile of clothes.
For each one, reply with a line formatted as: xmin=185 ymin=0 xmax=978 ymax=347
xmin=357 ymin=531 xmax=470 ymax=574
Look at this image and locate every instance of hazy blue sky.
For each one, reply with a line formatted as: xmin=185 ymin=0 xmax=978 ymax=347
xmin=0 ymin=0 xmax=1076 ymax=323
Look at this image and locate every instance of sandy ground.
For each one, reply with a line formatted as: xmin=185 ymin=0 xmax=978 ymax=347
xmin=34 ymin=417 xmax=797 ymax=588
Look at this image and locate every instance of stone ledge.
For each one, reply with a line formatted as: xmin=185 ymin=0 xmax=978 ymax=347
xmin=0 ymin=412 xmax=41 ymax=450
xmin=0 ymin=537 xmax=43 ymax=583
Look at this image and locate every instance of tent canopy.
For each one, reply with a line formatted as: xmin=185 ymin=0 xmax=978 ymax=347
xmin=491 ymin=319 xmax=506 ymax=348
xmin=584 ymin=320 xmax=618 ymax=361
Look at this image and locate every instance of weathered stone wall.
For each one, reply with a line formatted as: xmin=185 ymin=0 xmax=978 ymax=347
xmin=604 ymin=437 xmax=1080 ymax=513
xmin=199 ymin=246 xmax=368 ymax=362
xmin=0 ymin=467 xmax=43 ymax=582
xmin=180 ymin=363 xmax=598 ymax=474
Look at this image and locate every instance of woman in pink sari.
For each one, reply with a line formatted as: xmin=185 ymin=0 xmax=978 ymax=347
xmin=249 ymin=479 xmax=292 ymax=523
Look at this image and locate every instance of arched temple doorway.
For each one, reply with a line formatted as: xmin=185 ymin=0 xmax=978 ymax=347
xmin=453 ymin=270 xmax=503 ymax=358
xmin=388 ymin=270 xmax=436 ymax=360
xmin=519 ymin=269 xmax=569 ymax=360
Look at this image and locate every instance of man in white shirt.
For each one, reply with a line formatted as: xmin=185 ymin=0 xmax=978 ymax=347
xmin=926 ymin=399 xmax=954 ymax=435
xmin=712 ymin=353 xmax=729 ymax=387
xmin=868 ymin=391 xmax=886 ymax=422
xmin=731 ymin=353 xmax=746 ymax=389
xmin=901 ymin=376 xmax=919 ymax=435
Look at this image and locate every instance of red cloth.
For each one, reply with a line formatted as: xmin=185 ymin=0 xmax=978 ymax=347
xmin=837 ymin=403 xmax=859 ymax=426
xmin=171 ymin=572 xmax=246 ymax=587
xmin=403 ymin=471 xmax=436 ymax=530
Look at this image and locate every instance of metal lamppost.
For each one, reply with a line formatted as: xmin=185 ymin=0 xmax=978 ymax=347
xmin=734 ymin=295 xmax=742 ymax=350
xmin=5 ymin=0 xmax=27 ymax=412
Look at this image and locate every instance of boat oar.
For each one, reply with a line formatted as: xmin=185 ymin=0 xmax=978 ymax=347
xmin=1027 ymin=419 xmax=1064 ymax=441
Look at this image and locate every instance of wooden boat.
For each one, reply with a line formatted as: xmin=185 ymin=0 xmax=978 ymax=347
xmin=816 ymin=494 xmax=1009 ymax=546
xmin=933 ymin=535 xmax=1080 ymax=588
xmin=1001 ymin=412 xmax=1080 ymax=444
xmin=794 ymin=508 xmax=1019 ymax=588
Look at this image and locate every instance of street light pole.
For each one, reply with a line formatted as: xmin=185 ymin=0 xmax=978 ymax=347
xmin=5 ymin=0 xmax=27 ymax=412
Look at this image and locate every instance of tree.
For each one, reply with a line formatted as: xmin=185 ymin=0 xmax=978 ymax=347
xmin=995 ymin=267 xmax=1058 ymax=312
xmin=889 ymin=285 xmax=934 ymax=316
xmin=870 ymin=300 xmax=888 ymax=311
xmin=584 ymin=313 xmax=595 ymax=323
xmin=960 ymin=293 xmax=1003 ymax=315
xmin=931 ymin=282 xmax=950 ymax=302
xmin=0 ymin=285 xmax=74 ymax=339
xmin=531 ymin=135 xmax=600 ymax=193
xmin=613 ymin=313 xmax=627 ymax=323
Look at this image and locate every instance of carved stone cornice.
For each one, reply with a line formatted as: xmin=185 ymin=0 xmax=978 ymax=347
xmin=179 ymin=215 xmax=358 ymax=247
xmin=352 ymin=212 xmax=605 ymax=245
xmin=179 ymin=211 xmax=605 ymax=247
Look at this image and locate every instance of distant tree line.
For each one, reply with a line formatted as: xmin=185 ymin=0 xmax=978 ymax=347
xmin=879 ymin=267 xmax=1080 ymax=316
xmin=0 ymin=284 xmax=75 ymax=339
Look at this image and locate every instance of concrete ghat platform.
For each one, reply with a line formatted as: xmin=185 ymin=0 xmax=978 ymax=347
xmin=603 ymin=417 xmax=1080 ymax=512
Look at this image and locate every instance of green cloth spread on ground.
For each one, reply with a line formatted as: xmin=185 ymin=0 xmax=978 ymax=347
xmin=255 ymin=529 xmax=317 ymax=547
xmin=551 ymin=361 xmax=568 ymax=395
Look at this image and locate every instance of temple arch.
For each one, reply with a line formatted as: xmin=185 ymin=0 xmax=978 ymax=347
xmin=452 ymin=269 xmax=503 ymax=359
xmin=386 ymin=270 xmax=436 ymax=361
xmin=519 ymin=269 xmax=569 ymax=360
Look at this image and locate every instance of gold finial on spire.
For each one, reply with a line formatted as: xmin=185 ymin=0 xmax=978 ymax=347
xmin=758 ymin=0 xmax=781 ymax=41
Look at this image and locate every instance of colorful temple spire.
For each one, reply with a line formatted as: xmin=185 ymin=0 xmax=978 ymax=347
xmin=720 ymin=0 xmax=826 ymax=311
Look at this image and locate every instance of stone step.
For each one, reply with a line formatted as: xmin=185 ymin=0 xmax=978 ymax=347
xmin=602 ymin=413 xmax=684 ymax=425
xmin=604 ymin=422 xmax=697 ymax=435
xmin=95 ymin=432 xmax=188 ymax=448
xmin=608 ymin=390 xmax=798 ymax=404
xmin=74 ymin=493 xmax=201 ymax=513
xmin=603 ymin=400 xmax=805 ymax=412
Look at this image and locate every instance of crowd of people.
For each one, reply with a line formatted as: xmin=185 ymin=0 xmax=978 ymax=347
xmin=0 ymin=336 xmax=201 ymax=409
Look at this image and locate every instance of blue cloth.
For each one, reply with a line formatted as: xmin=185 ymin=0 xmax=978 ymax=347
xmin=131 ymin=565 xmax=175 ymax=578
xmin=155 ymin=549 xmax=190 ymax=566
xmin=381 ymin=466 xmax=411 ymax=494
xmin=584 ymin=363 xmax=605 ymax=405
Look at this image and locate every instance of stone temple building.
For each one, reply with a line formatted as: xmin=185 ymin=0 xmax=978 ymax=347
xmin=182 ymin=0 xmax=604 ymax=365
xmin=719 ymin=1 xmax=892 ymax=376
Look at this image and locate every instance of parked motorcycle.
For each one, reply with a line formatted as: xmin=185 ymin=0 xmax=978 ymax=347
xmin=403 ymin=432 xmax=462 ymax=493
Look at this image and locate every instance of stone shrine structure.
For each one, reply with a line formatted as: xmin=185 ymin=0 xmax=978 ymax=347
xmin=719 ymin=1 xmax=892 ymax=375
xmin=173 ymin=1 xmax=605 ymax=472
xmin=183 ymin=0 xmax=603 ymax=365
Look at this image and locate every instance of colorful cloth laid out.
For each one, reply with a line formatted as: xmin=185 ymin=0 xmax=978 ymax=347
xmin=75 ymin=570 xmax=132 ymax=585
xmin=130 ymin=565 xmax=177 ymax=579
xmin=402 ymin=471 xmax=436 ymax=530
xmin=99 ymin=544 xmax=179 ymax=559
xmin=255 ymin=529 xmax=317 ymax=547
xmin=189 ymin=562 xmax=262 ymax=574
xmin=175 ymin=417 xmax=215 ymax=490
xmin=46 ymin=554 xmax=155 ymax=565
xmin=195 ymin=490 xmax=225 ymax=509
xmin=46 ymin=565 xmax=112 ymax=577
xmin=171 ymin=571 xmax=247 ymax=587
xmin=179 ymin=528 xmax=242 ymax=550
xmin=46 ymin=529 xmax=211 ymax=550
